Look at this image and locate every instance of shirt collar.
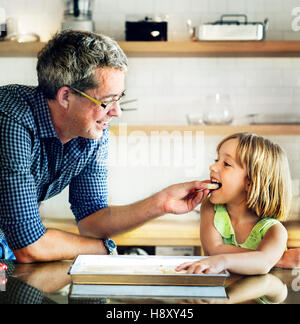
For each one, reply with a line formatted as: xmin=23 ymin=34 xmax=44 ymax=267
xmin=32 ymin=89 xmax=58 ymax=139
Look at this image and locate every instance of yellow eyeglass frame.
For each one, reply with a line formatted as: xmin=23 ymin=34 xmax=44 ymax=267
xmin=71 ymin=87 xmax=108 ymax=110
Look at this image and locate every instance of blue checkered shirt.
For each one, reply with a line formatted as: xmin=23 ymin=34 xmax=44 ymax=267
xmin=0 ymin=85 xmax=109 ymax=256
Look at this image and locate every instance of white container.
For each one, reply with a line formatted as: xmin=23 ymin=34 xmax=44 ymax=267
xmin=197 ymin=15 xmax=268 ymax=41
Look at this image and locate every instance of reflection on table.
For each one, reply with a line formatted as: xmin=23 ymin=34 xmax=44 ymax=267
xmin=0 ymin=259 xmax=300 ymax=304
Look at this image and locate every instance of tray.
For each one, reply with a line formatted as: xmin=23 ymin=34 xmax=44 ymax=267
xmin=69 ymin=255 xmax=230 ymax=286
xmin=70 ymin=284 xmax=227 ymax=299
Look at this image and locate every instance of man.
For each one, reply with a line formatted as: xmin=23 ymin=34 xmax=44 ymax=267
xmin=0 ymin=30 xmax=210 ymax=263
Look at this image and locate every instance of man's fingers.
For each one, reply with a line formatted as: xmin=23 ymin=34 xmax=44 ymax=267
xmin=189 ymin=180 xmax=212 ymax=191
xmin=193 ymin=189 xmax=210 ymax=204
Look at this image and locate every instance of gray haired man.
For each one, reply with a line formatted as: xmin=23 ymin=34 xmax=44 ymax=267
xmin=0 ymin=30 xmax=210 ymax=263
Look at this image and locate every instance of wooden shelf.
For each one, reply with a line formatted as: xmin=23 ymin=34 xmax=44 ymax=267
xmin=119 ymin=41 xmax=300 ymax=58
xmin=0 ymin=41 xmax=45 ymax=57
xmin=110 ymin=124 xmax=300 ymax=136
xmin=1 ymin=41 xmax=300 ymax=57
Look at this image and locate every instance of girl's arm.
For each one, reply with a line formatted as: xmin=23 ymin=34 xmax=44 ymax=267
xmin=200 ymin=199 xmax=293 ymax=269
xmin=177 ymin=222 xmax=288 ymax=275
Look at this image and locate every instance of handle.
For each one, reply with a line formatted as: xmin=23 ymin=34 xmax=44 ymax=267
xmin=264 ymin=18 xmax=269 ymax=30
xmin=219 ymin=14 xmax=248 ymax=25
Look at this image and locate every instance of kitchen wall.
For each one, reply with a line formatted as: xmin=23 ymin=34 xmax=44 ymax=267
xmin=1 ymin=0 xmax=300 ymax=219
xmin=0 ymin=0 xmax=300 ymax=124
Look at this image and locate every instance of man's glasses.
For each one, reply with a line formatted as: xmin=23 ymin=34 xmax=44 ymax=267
xmin=70 ymin=87 xmax=126 ymax=111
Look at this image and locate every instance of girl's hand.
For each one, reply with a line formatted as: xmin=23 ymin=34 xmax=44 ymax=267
xmin=175 ymin=255 xmax=227 ymax=274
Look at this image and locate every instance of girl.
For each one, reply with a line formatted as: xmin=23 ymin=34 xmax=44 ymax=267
xmin=176 ymin=133 xmax=292 ymax=275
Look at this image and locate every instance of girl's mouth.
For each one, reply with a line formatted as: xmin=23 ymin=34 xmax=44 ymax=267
xmin=210 ymin=179 xmax=222 ymax=191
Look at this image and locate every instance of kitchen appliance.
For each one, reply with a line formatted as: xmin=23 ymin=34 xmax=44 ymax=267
xmin=0 ymin=8 xmax=6 ymax=40
xmin=62 ymin=0 xmax=95 ymax=32
xmin=126 ymin=16 xmax=167 ymax=41
xmin=190 ymin=14 xmax=268 ymax=41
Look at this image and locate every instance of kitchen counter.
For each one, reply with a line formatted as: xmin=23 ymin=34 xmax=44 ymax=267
xmin=42 ymin=216 xmax=300 ymax=249
xmin=0 ymin=259 xmax=299 ymax=304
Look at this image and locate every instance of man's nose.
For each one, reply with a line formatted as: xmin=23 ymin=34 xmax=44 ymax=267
xmin=108 ymin=101 xmax=122 ymax=118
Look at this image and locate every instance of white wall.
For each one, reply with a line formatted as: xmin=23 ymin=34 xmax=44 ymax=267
xmin=1 ymin=0 xmax=300 ymax=218
xmin=1 ymin=0 xmax=300 ymax=124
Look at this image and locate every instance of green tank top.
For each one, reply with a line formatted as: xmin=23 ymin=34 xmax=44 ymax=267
xmin=214 ymin=204 xmax=280 ymax=251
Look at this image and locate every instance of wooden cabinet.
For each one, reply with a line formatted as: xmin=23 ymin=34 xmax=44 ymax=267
xmin=42 ymin=216 xmax=300 ymax=249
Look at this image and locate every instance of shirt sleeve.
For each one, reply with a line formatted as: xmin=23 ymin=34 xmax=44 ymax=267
xmin=0 ymin=113 xmax=46 ymax=250
xmin=69 ymin=128 xmax=110 ymax=223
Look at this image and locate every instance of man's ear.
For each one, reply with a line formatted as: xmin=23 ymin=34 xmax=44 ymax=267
xmin=56 ymin=86 xmax=70 ymax=109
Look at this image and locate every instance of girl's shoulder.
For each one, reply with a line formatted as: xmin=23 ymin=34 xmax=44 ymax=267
xmin=257 ymin=217 xmax=287 ymax=237
xmin=200 ymin=198 xmax=215 ymax=216
xmin=200 ymin=201 xmax=228 ymax=220
xmin=200 ymin=199 xmax=217 ymax=227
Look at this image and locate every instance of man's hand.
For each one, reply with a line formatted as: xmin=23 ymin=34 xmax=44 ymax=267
xmin=276 ymin=248 xmax=300 ymax=269
xmin=157 ymin=181 xmax=212 ymax=215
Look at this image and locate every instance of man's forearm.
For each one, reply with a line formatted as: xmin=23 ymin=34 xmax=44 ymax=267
xmin=78 ymin=193 xmax=164 ymax=238
xmin=78 ymin=180 xmax=211 ymax=239
xmin=13 ymin=229 xmax=107 ymax=263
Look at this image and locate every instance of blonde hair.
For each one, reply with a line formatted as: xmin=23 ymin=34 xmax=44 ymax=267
xmin=217 ymin=133 xmax=292 ymax=221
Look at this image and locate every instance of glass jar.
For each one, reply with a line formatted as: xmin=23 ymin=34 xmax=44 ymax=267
xmin=203 ymin=93 xmax=233 ymax=125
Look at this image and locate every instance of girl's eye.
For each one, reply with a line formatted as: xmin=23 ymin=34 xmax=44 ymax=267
xmin=224 ymin=162 xmax=231 ymax=167
xmin=214 ymin=159 xmax=219 ymax=163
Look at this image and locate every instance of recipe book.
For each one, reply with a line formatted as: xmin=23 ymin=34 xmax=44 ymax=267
xmin=69 ymin=255 xmax=230 ymax=287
